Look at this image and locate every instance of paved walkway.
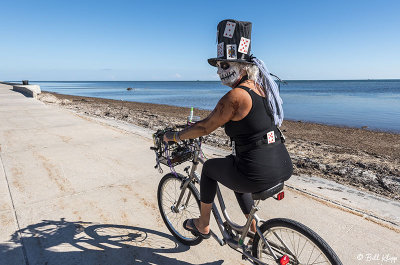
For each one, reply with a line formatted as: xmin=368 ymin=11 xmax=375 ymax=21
xmin=0 ymin=84 xmax=399 ymax=265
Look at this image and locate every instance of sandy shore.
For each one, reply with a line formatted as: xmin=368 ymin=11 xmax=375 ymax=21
xmin=38 ymin=92 xmax=400 ymax=201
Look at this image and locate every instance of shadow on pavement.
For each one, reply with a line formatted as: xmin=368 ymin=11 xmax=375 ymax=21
xmin=0 ymin=218 xmax=224 ymax=265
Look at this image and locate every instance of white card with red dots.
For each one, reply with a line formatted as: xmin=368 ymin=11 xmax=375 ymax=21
xmin=223 ymin=22 xmax=236 ymax=38
xmin=238 ymin=37 xmax=250 ymax=54
xmin=267 ymin=131 xmax=275 ymax=144
xmin=217 ymin=42 xmax=224 ymax=57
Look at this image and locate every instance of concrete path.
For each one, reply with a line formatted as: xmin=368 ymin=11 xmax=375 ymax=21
xmin=0 ymin=83 xmax=399 ymax=265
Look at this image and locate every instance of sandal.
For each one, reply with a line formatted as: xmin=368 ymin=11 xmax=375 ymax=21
xmin=183 ymin=219 xmax=211 ymax=239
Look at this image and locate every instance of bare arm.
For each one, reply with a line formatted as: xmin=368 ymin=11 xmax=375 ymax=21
xmin=164 ymin=89 xmax=243 ymax=142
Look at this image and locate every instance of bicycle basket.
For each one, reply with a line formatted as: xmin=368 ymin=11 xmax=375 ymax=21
xmin=152 ymin=129 xmax=193 ymax=167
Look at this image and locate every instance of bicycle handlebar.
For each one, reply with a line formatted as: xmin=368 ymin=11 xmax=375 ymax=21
xmin=151 ymin=125 xmax=202 ymax=147
xmin=150 ymin=125 xmax=203 ymax=170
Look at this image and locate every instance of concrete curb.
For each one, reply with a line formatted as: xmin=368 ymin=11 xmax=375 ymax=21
xmin=12 ymin=85 xmax=41 ymax=98
xmin=0 ymin=81 xmax=41 ymax=98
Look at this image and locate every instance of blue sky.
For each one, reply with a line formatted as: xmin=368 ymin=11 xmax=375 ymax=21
xmin=1 ymin=0 xmax=400 ymax=81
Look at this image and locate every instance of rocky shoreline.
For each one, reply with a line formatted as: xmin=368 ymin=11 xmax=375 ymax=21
xmin=38 ymin=92 xmax=400 ymax=201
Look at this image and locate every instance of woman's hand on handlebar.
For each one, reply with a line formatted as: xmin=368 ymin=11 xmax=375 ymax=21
xmin=163 ymin=131 xmax=175 ymax=143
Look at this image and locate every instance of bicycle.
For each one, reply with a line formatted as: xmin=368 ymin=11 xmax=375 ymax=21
xmin=150 ymin=126 xmax=343 ymax=265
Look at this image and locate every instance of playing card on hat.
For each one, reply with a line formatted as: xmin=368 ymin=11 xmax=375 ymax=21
xmin=238 ymin=37 xmax=250 ymax=54
xmin=226 ymin=44 xmax=237 ymax=60
xmin=217 ymin=42 xmax=224 ymax=58
xmin=267 ymin=131 xmax=275 ymax=144
xmin=223 ymin=21 xmax=236 ymax=38
xmin=208 ymin=19 xmax=253 ymax=66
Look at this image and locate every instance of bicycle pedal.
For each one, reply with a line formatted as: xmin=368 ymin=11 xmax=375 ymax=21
xmin=183 ymin=166 xmax=190 ymax=174
xmin=241 ymin=249 xmax=252 ymax=261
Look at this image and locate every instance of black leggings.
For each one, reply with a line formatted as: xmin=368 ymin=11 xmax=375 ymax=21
xmin=200 ymin=155 xmax=284 ymax=214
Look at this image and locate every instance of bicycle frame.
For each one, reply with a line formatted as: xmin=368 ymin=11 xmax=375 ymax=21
xmin=171 ymin=140 xmax=279 ymax=265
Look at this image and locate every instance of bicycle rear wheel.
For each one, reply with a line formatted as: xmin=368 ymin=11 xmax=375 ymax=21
xmin=252 ymin=218 xmax=342 ymax=265
xmin=157 ymin=173 xmax=203 ymax=246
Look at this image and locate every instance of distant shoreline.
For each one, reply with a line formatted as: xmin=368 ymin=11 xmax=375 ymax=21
xmin=37 ymin=87 xmax=400 ymax=134
xmin=5 ymin=79 xmax=400 ymax=82
xmin=20 ymin=79 xmax=400 ymax=133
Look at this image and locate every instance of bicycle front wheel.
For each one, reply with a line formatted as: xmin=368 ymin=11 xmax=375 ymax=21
xmin=252 ymin=218 xmax=342 ymax=265
xmin=157 ymin=173 xmax=202 ymax=246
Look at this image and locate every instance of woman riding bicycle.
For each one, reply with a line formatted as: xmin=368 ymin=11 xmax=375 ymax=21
xmin=164 ymin=19 xmax=293 ymax=239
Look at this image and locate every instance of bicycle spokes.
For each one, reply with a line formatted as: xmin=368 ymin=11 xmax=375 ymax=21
xmin=158 ymin=174 xmax=201 ymax=243
xmin=259 ymin=227 xmax=331 ymax=265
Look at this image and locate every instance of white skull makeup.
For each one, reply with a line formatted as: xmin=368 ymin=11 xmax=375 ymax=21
xmin=217 ymin=62 xmax=243 ymax=87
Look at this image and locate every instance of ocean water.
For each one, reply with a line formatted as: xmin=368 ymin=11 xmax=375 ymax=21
xmin=33 ymin=80 xmax=400 ymax=133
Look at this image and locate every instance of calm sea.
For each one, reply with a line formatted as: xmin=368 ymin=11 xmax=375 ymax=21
xmin=32 ymin=80 xmax=400 ymax=133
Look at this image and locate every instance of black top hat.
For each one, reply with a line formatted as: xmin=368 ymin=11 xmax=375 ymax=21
xmin=208 ymin=19 xmax=253 ymax=67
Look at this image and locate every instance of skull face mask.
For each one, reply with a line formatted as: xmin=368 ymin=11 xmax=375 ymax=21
xmin=217 ymin=62 xmax=243 ymax=87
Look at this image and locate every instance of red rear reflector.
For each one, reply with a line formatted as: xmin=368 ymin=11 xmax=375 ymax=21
xmin=277 ymin=191 xmax=285 ymax=200
xmin=280 ymin=255 xmax=290 ymax=265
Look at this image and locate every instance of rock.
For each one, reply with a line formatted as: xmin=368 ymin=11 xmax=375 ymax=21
xmin=356 ymin=162 xmax=367 ymax=169
xmin=351 ymin=168 xmax=363 ymax=176
xmin=39 ymin=94 xmax=58 ymax=103
xmin=376 ymin=176 xmax=392 ymax=191
xmin=318 ymin=164 xmax=327 ymax=171
xmin=61 ymin=99 xmax=70 ymax=105
xmin=361 ymin=170 xmax=377 ymax=181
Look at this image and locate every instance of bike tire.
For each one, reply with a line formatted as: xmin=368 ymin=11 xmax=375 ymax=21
xmin=252 ymin=218 xmax=343 ymax=265
xmin=157 ymin=173 xmax=203 ymax=246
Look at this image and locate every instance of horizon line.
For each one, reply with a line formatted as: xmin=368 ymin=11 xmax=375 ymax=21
xmin=4 ymin=78 xmax=400 ymax=82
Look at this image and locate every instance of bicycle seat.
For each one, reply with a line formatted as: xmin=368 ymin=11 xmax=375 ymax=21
xmin=252 ymin=182 xmax=284 ymax=201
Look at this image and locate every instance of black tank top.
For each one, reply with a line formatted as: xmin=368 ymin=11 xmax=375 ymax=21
xmin=224 ymin=85 xmax=278 ymax=146
xmin=223 ymin=86 xmax=293 ymax=183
